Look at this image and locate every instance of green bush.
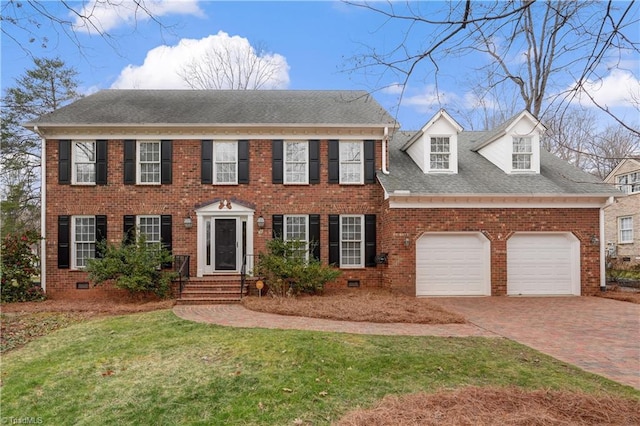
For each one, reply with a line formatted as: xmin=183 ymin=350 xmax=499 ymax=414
xmin=254 ymin=238 xmax=341 ymax=297
xmin=1 ymin=231 xmax=44 ymax=303
xmin=86 ymin=236 xmax=176 ymax=298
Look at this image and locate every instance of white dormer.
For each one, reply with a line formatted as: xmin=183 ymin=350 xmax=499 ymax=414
xmin=401 ymin=109 xmax=463 ymax=174
xmin=472 ymin=111 xmax=545 ymax=174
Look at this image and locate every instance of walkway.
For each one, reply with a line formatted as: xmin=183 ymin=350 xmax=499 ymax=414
xmin=173 ymin=296 xmax=640 ymax=389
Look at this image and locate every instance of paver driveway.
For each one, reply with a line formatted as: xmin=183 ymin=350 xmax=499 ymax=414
xmin=431 ymin=296 xmax=640 ymax=390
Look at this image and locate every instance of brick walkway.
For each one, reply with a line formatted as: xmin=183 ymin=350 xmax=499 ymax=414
xmin=173 ymin=296 xmax=640 ymax=389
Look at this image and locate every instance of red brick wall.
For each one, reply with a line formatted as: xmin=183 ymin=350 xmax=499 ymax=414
xmin=378 ymin=204 xmax=601 ymax=296
xmin=44 ymin=138 xmax=384 ymax=299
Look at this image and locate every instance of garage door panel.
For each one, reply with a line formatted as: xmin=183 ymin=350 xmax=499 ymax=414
xmin=416 ymin=233 xmax=490 ymax=296
xmin=507 ymin=233 xmax=579 ymax=296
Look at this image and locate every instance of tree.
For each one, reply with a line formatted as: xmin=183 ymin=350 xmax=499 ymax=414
xmin=346 ymin=1 xmax=639 ymax=135
xmin=1 ymin=57 xmax=82 ymax=235
xmin=178 ymin=37 xmax=288 ymax=90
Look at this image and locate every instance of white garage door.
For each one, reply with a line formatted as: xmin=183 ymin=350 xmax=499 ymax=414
xmin=507 ymin=233 xmax=580 ymax=296
xmin=416 ymin=232 xmax=491 ymax=296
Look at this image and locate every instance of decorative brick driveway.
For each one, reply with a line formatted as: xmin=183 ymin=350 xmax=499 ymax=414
xmin=431 ymin=296 xmax=640 ymax=390
xmin=174 ymin=296 xmax=640 ymax=389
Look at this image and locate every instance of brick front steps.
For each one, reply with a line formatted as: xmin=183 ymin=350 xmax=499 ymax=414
xmin=175 ymin=275 xmax=255 ymax=305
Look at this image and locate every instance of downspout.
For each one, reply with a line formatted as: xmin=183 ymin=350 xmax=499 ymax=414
xmin=34 ymin=126 xmax=47 ymax=293
xmin=600 ymin=196 xmax=615 ymax=292
xmin=381 ymin=126 xmax=390 ymax=175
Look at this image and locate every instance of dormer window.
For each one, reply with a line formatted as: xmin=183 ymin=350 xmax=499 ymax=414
xmin=430 ymin=137 xmax=450 ymax=170
xmin=616 ymin=172 xmax=640 ymax=194
xmin=512 ymin=137 xmax=532 ymax=170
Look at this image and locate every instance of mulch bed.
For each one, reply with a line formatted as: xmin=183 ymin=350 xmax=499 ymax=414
xmin=596 ymin=285 xmax=640 ymax=304
xmin=336 ymin=386 xmax=640 ymax=426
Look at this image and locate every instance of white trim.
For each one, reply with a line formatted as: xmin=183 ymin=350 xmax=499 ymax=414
xmin=37 ymin=128 xmax=46 ymax=292
xmin=339 ymin=214 xmax=365 ymax=268
xmin=283 ymin=140 xmax=309 ymax=185
xmin=71 ymin=215 xmax=96 ymax=270
xmin=71 ymin=140 xmax=97 ymax=185
xmin=339 ymin=140 xmax=364 ymax=184
xmin=388 ymin=195 xmax=613 ymax=209
xmin=136 ymin=140 xmax=161 ymax=185
xmin=618 ymin=216 xmax=634 ymax=243
xmin=212 ymin=140 xmax=239 ymax=185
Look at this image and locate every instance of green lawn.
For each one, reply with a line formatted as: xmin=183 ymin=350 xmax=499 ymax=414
xmin=2 ymin=310 xmax=637 ymax=425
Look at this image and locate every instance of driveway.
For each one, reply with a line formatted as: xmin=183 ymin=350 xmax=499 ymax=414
xmin=431 ymin=296 xmax=640 ymax=390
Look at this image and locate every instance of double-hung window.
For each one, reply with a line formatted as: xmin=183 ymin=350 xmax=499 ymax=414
xmin=138 ymin=141 xmax=161 ymax=184
xmin=72 ymin=141 xmax=96 ymax=184
xmin=512 ymin=137 xmax=532 ymax=170
xmin=340 ymin=141 xmax=363 ymax=184
xmin=619 ymin=216 xmax=633 ymax=243
xmin=137 ymin=215 xmax=161 ymax=245
xmin=340 ymin=215 xmax=363 ymax=267
xmin=284 ymin=141 xmax=308 ymax=184
xmin=284 ymin=215 xmax=309 ymax=260
xmin=616 ymin=172 xmax=640 ymax=195
xmin=73 ymin=216 xmax=96 ymax=268
xmin=213 ymin=141 xmax=238 ymax=184
xmin=430 ymin=137 xmax=450 ymax=170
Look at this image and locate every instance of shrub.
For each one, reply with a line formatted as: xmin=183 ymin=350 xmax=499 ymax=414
xmin=86 ymin=236 xmax=176 ymax=298
xmin=1 ymin=231 xmax=44 ymax=303
xmin=254 ymin=238 xmax=341 ymax=297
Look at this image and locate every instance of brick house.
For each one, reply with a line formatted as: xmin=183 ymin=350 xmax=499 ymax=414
xmin=26 ymin=90 xmax=618 ymax=301
xmin=604 ymin=157 xmax=640 ymax=267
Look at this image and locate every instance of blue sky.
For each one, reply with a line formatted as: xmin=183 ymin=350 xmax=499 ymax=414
xmin=2 ymin=1 xmax=638 ymax=131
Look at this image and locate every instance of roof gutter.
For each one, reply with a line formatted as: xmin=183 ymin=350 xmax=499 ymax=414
xmin=600 ymin=196 xmax=616 ymax=291
xmin=381 ymin=126 xmax=390 ymax=175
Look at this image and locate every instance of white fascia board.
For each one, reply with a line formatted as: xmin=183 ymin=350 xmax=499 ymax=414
xmin=388 ymin=193 xmax=615 ymax=209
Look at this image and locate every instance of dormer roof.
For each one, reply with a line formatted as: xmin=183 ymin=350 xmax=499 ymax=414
xmin=401 ymin=109 xmax=463 ymax=152
xmin=471 ymin=110 xmax=546 ymax=152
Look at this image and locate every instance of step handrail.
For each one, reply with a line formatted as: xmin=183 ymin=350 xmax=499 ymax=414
xmin=174 ymin=255 xmax=190 ymax=297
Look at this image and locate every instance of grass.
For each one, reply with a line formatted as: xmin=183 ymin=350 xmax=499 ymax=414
xmin=2 ymin=310 xmax=638 ymax=425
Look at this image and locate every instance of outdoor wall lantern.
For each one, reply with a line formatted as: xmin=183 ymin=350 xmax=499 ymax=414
xmin=404 ymin=237 xmax=411 ymax=247
xmin=183 ymin=217 xmax=193 ymax=229
xmin=257 ymin=215 xmax=265 ymax=229
xmin=591 ymin=235 xmax=599 ymax=245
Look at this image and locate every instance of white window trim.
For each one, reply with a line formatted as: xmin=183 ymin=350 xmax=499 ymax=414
xmin=619 ymin=216 xmax=634 ymax=244
xmin=428 ymin=136 xmax=452 ymax=172
xmin=340 ymin=214 xmax=364 ymax=268
xmin=284 ymin=141 xmax=309 ymax=184
xmin=512 ymin=136 xmax=533 ymax=171
xmin=137 ymin=215 xmax=161 ymax=244
xmin=284 ymin=215 xmax=309 ymax=260
xmin=213 ymin=141 xmax=238 ymax=185
xmin=616 ymin=172 xmax=640 ymax=195
xmin=136 ymin=140 xmax=161 ymax=185
xmin=71 ymin=215 xmax=96 ymax=269
xmin=339 ymin=141 xmax=364 ymax=184
xmin=71 ymin=140 xmax=96 ymax=185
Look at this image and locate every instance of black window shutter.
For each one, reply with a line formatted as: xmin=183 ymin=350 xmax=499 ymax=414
xmin=238 ymin=140 xmax=249 ymax=184
xmin=59 ymin=140 xmax=71 ymax=184
xmin=201 ymin=140 xmax=213 ymax=184
xmin=58 ymin=215 xmax=70 ymax=268
xmin=272 ymin=140 xmax=283 ymax=184
xmin=96 ymin=140 xmax=108 ymax=185
xmin=328 ymin=214 xmax=340 ymax=265
xmin=309 ymin=214 xmax=320 ymax=260
xmin=123 ymin=140 xmax=136 ymax=185
xmin=309 ymin=140 xmax=320 ymax=184
xmin=365 ymin=214 xmax=377 ymax=267
xmin=161 ymin=215 xmax=172 ymax=267
xmin=161 ymin=140 xmax=172 ymax=184
xmin=123 ymin=215 xmax=136 ymax=244
xmin=364 ymin=140 xmax=376 ymax=184
xmin=95 ymin=215 xmax=107 ymax=258
xmin=272 ymin=215 xmax=283 ymax=239
xmin=328 ymin=140 xmax=339 ymax=183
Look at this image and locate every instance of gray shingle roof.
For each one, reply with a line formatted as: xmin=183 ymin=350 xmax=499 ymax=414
xmin=378 ymin=130 xmax=620 ymax=196
xmin=26 ymin=89 xmax=396 ymax=127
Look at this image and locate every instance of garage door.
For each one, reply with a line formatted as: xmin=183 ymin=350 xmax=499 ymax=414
xmin=416 ymin=232 xmax=491 ymax=296
xmin=507 ymin=233 xmax=580 ymax=295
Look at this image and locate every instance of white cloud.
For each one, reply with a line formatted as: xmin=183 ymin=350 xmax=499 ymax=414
xmin=110 ymin=31 xmax=290 ymax=89
xmin=72 ymin=0 xmax=204 ymax=33
xmin=574 ymin=69 xmax=640 ymax=108
xmin=402 ymin=85 xmax=459 ymax=111
xmin=381 ymin=83 xmax=405 ymax=95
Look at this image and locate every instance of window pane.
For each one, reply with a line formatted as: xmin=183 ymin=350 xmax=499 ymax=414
xmin=340 ymin=142 xmax=362 ymax=183
xmin=76 ymin=163 xmax=96 ymax=183
xmin=73 ymin=142 xmax=96 ymax=183
xmin=140 ymin=163 xmax=160 ymax=183
xmin=341 ymin=216 xmax=362 ymax=266
xmin=75 ymin=142 xmax=95 ymax=162
xmin=213 ymin=142 xmax=238 ymax=184
xmin=430 ymin=154 xmax=450 ymax=169
xmin=286 ymin=142 xmax=307 ymax=162
xmin=286 ymin=162 xmax=306 ymax=183
xmin=513 ymin=137 xmax=532 ymax=153
xmin=216 ymin=162 xmax=237 ymax=183
xmin=74 ymin=217 xmax=95 ymax=268
xmin=430 ymin=137 xmax=449 ymax=153
xmin=285 ymin=142 xmax=307 ymax=183
xmin=512 ymin=154 xmax=531 ymax=170
xmin=139 ymin=216 xmax=160 ymax=243
xmin=140 ymin=142 xmax=160 ymax=162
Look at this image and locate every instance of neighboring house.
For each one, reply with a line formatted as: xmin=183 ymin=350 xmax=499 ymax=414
xmin=25 ymin=91 xmax=618 ymax=300
xmin=603 ymin=157 xmax=640 ymax=267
